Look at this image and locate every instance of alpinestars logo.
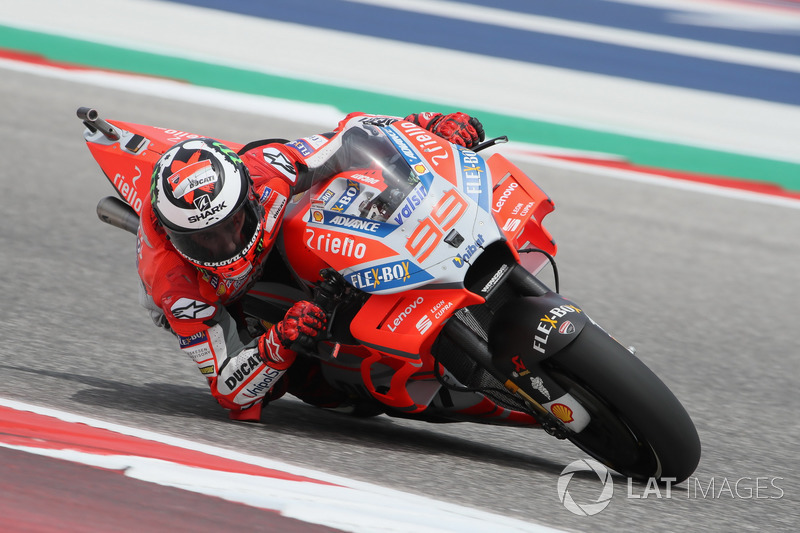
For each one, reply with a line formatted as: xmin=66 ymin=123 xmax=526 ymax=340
xmin=263 ymin=328 xmax=285 ymax=364
xmin=262 ymin=148 xmax=297 ymax=183
xmin=171 ymin=298 xmax=215 ymax=320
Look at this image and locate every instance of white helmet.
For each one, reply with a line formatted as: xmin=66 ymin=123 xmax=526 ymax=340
xmin=151 ymin=138 xmax=265 ymax=279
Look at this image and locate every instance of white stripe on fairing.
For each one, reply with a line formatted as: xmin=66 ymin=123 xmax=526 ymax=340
xmin=1 ymin=0 xmax=799 ymax=163
xmin=345 ymin=0 xmax=800 ymax=72
xmin=0 ymin=397 xmax=564 ymax=533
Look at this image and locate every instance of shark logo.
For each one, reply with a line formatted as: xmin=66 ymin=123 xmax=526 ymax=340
xmin=193 ymin=195 xmax=211 ymax=211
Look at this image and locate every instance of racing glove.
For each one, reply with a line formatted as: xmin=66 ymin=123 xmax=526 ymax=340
xmin=406 ymin=112 xmax=486 ymax=149
xmin=256 ymin=301 xmax=326 ymax=369
xmin=274 ymin=301 xmax=328 ymax=349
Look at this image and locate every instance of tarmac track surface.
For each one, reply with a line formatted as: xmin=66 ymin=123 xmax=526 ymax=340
xmin=1 ymin=68 xmax=798 ymax=532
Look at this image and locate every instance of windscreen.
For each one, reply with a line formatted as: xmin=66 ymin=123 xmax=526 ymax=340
xmin=333 ymin=127 xmax=424 ymax=224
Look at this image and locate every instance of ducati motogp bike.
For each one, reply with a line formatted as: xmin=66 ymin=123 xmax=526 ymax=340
xmin=78 ymin=106 xmax=701 ymax=483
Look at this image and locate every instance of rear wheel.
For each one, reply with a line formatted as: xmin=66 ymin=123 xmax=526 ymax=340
xmin=546 ymin=324 xmax=700 ymax=483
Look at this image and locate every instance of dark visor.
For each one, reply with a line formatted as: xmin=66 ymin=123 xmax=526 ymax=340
xmin=167 ymin=202 xmax=260 ymax=265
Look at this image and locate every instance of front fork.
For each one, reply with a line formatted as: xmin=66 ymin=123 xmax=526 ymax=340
xmin=442 ymin=264 xmax=593 ymax=438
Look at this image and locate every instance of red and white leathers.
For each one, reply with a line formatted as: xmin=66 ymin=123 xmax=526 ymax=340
xmin=136 ymin=111 xmax=482 ymax=421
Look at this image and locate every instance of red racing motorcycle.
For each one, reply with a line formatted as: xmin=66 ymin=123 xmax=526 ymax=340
xmin=78 ymin=107 xmax=700 ymax=483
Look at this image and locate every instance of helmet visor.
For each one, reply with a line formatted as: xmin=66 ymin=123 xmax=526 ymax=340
xmin=167 ymin=201 xmax=260 ymax=266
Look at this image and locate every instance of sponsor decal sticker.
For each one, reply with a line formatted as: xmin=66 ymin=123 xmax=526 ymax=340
xmin=265 ymin=192 xmax=287 ymax=233
xmin=551 ymin=403 xmax=575 ymax=423
xmin=458 ymin=148 xmax=489 ymax=210
xmin=305 ymin=229 xmax=368 ymax=259
xmin=480 ymin=263 xmax=509 ymax=294
xmin=397 ymin=122 xmax=449 ymax=171
xmin=184 ymin=345 xmax=213 ymax=365
xmin=349 ymin=172 xmax=381 ymax=186
xmin=502 ymin=218 xmax=522 ymax=232
xmin=384 ymin=128 xmax=421 ymax=165
xmin=416 ymin=315 xmax=433 ymax=334
xmin=113 ymin=167 xmax=144 ymax=213
xmin=179 ymin=331 xmax=208 ymax=348
xmin=493 ymin=182 xmax=518 ymax=213
xmin=318 ymin=189 xmax=336 ymax=205
xmin=288 ymin=139 xmax=314 ymax=157
xmin=314 ymin=211 xmax=396 ymax=237
xmin=261 ymin=147 xmax=297 ymax=183
xmin=392 ymin=184 xmax=428 ymax=225
xmin=359 ymin=116 xmax=398 ymax=128
xmin=258 ymin=186 xmax=273 ymax=204
xmin=533 ymin=305 xmax=582 ymax=354
xmin=511 ymin=355 xmax=528 ymax=375
xmin=331 ymin=180 xmax=361 ymax=212
xmin=452 ymin=234 xmax=486 ymax=268
xmin=187 ymin=200 xmax=227 ymax=224
xmin=171 ymin=298 xmax=215 ymax=320
xmin=224 ymin=353 xmax=264 ymax=390
xmin=347 ymin=260 xmax=432 ymax=292
xmin=386 ymin=296 xmax=424 ymax=333
xmin=529 ymin=376 xmax=551 ymax=400
xmin=240 ymin=367 xmax=284 ymax=399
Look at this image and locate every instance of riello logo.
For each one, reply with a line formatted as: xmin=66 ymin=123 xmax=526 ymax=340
xmin=304 ymin=229 xmax=367 ymax=259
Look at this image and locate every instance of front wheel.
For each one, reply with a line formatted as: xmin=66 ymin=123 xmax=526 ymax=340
xmin=546 ymin=324 xmax=701 ymax=483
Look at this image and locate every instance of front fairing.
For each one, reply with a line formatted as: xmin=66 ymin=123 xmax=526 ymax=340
xmin=284 ymin=121 xmax=505 ymax=294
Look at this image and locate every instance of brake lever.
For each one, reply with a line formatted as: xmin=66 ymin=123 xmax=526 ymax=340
xmin=473 ymin=135 xmax=508 ymax=153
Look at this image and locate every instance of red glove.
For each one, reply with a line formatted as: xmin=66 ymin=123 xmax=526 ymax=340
xmin=274 ymin=301 xmax=327 ymax=348
xmin=406 ymin=112 xmax=485 ymax=149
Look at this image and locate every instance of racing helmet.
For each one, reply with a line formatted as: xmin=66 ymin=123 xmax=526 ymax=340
xmin=151 ymin=138 xmax=266 ymax=281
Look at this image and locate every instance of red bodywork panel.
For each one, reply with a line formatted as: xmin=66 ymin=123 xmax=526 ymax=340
xmin=86 ymin=120 xmax=243 ymax=214
xmin=83 ymin=117 xmax=547 ymax=424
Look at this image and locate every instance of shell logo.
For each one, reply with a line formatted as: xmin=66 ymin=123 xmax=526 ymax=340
xmin=414 ymin=163 xmax=427 ymax=175
xmin=551 ymin=403 xmax=575 ymax=423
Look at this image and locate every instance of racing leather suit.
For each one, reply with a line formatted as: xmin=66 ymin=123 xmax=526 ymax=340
xmin=136 ymin=111 xmax=474 ymax=420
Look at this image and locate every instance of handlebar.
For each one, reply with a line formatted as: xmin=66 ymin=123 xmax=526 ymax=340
xmin=293 ymin=268 xmax=349 ymax=357
xmin=312 ymin=268 xmax=348 ymax=315
xmin=77 ymin=106 xmax=120 ymax=141
xmin=473 ymin=135 xmax=508 ymax=153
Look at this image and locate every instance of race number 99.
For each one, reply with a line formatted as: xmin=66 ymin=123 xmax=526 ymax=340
xmin=405 ymin=189 xmax=468 ymax=262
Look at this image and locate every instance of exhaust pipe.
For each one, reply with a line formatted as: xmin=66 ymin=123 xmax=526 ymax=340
xmin=97 ymin=196 xmax=139 ymax=235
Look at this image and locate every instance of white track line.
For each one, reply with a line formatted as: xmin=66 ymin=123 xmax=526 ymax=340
xmin=0 ymin=397 xmax=563 ymax=533
xmin=345 ymin=0 xmax=800 ymax=72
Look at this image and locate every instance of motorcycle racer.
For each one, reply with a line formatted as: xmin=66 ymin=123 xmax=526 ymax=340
xmin=137 ymin=111 xmax=485 ymax=421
